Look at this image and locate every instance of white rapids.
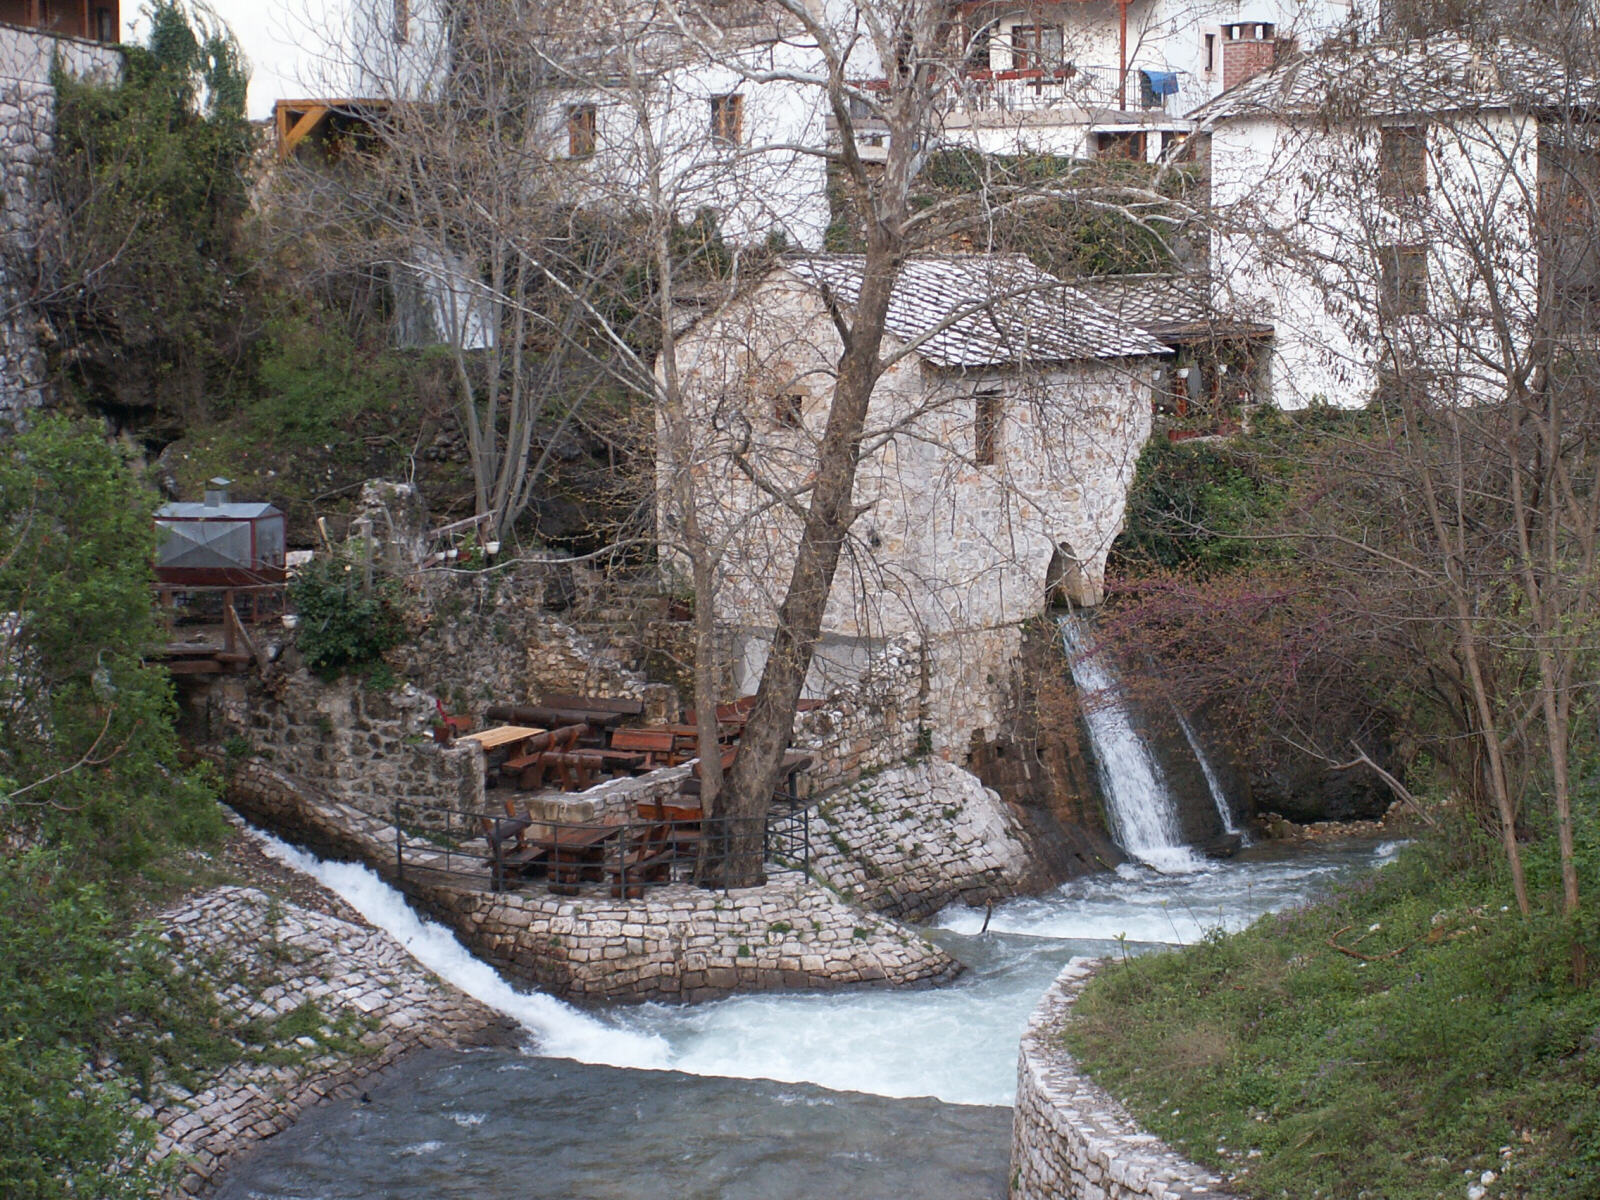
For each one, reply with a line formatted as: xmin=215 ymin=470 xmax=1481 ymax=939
xmin=252 ymin=828 xmax=1401 ymax=1108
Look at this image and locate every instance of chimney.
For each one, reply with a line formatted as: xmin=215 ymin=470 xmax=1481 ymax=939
xmin=1223 ymin=23 xmax=1279 ymax=90
xmin=204 ymin=477 xmax=232 ymax=508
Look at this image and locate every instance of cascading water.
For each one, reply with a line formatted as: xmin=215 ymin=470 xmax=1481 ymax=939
xmin=1173 ymin=707 xmax=1240 ymax=837
xmin=225 ymin=823 xmax=1401 ymax=1197
xmin=250 ymin=830 xmax=671 ymax=1069
xmin=1059 ymin=615 xmax=1203 ymax=873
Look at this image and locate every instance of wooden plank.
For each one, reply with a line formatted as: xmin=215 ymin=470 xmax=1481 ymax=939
xmin=541 ymin=693 xmax=644 ymax=717
xmin=163 ymin=659 xmax=227 ymax=675
xmin=459 ymin=724 xmax=545 ymax=751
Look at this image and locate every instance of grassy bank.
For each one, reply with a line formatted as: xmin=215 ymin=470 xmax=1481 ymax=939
xmin=1066 ymin=829 xmax=1600 ymax=1200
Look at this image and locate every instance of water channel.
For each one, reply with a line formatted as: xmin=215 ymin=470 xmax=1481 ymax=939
xmin=217 ymin=616 xmax=1398 ymax=1196
xmin=216 ymin=835 xmax=1399 ymax=1198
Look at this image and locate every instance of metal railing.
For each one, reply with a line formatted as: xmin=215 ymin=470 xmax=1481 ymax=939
xmin=392 ymin=800 xmax=812 ymax=896
xmin=950 ymin=64 xmax=1182 ymax=115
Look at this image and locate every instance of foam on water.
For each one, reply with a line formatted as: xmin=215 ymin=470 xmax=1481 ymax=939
xmin=251 ymin=826 xmax=1401 ymax=1107
xmin=250 ymin=830 xmax=672 ymax=1070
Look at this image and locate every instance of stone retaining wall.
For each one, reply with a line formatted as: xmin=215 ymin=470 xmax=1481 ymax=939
xmin=203 ymin=671 xmax=482 ymax=827
xmin=399 ymin=568 xmax=676 ymax=722
xmin=1011 ymin=961 xmax=1240 ymax=1200
xmin=0 ymin=24 xmax=121 ymax=417
xmin=810 ymin=758 xmax=1033 ymax=920
xmin=223 ymin=759 xmax=959 ymax=1004
xmin=790 ymin=637 xmax=927 ymax=794
xmin=146 ymin=884 xmax=506 ymax=1195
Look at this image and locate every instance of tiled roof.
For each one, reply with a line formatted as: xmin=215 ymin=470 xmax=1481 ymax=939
xmin=1062 ymin=274 xmax=1273 ymax=343
xmin=785 ymin=254 xmax=1167 ymax=366
xmin=1192 ymin=35 xmax=1600 ymax=125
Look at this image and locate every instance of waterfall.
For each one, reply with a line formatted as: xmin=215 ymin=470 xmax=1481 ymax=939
xmin=247 ymin=828 xmax=672 ymax=1070
xmin=1060 ymin=616 xmax=1203 ymax=873
xmin=1172 ymin=708 xmax=1240 ymax=837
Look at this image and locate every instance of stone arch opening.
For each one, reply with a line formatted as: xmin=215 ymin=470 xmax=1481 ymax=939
xmin=1045 ymin=542 xmax=1100 ymax=609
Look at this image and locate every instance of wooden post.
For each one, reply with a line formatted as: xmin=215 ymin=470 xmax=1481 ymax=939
xmin=353 ymin=516 xmax=374 ymax=598
xmin=1118 ymin=0 xmax=1128 ymax=110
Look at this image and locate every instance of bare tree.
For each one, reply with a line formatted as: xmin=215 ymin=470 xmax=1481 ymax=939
xmin=299 ymin=0 xmax=1196 ymax=885
xmin=1193 ymin=23 xmax=1600 ymax=943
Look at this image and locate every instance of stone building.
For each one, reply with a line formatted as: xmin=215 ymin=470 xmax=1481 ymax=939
xmin=661 ymin=253 xmax=1165 ymax=755
xmin=0 ymin=15 xmax=121 ymax=417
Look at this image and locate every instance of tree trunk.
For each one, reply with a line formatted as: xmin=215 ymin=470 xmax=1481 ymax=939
xmin=711 ymin=234 xmax=904 ymax=887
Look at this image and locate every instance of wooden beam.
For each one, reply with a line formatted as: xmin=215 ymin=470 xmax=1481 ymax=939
xmin=278 ymin=104 xmax=330 ymax=159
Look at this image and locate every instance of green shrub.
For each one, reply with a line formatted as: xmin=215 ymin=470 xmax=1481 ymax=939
xmin=0 ymin=416 xmax=223 ymax=865
xmin=252 ymin=312 xmax=408 ymax=440
xmin=1111 ymin=437 xmax=1287 ymax=574
xmin=290 ymin=555 xmax=409 ymax=677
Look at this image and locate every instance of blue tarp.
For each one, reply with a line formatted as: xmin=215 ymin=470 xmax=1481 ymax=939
xmin=1142 ymin=69 xmax=1181 ymax=97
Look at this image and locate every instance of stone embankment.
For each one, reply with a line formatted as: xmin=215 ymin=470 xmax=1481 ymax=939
xmin=224 ymin=758 xmax=959 ymax=1003
xmin=1011 ymin=961 xmax=1240 ymax=1200
xmin=461 ymin=872 xmax=955 ymax=1001
xmin=145 ymin=877 xmax=506 ymax=1195
xmin=810 ymin=758 xmax=1033 ymax=920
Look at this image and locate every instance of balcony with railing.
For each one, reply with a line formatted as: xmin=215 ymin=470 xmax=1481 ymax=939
xmin=950 ymin=63 xmax=1186 ymax=117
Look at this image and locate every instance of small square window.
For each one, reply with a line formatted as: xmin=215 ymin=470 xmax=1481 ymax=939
xmin=567 ymin=104 xmax=597 ymax=158
xmin=975 ymin=392 xmax=1002 ymax=465
xmin=774 ymin=393 xmax=803 ymax=428
xmin=711 ymin=93 xmax=744 ymax=143
xmin=1379 ymin=125 xmax=1427 ymax=198
xmin=1380 ymin=244 xmax=1428 ymax=316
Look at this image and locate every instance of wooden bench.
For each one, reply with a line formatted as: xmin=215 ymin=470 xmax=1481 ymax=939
xmin=487 ymin=704 xmax=623 ymax=743
xmin=639 ymin=800 xmax=705 ymax=859
xmin=606 ymin=812 xmax=676 ymax=898
xmin=497 ymin=724 xmax=588 ymax=789
xmin=542 ymin=693 xmax=645 ymax=717
xmin=610 ymin=726 xmax=693 ymax=767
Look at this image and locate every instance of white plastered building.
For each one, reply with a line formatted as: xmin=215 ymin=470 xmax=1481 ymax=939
xmin=1195 ymin=34 xmax=1600 ymax=409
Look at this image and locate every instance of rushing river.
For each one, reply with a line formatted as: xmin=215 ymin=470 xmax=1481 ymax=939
xmin=215 ymin=834 xmax=1400 ymax=1198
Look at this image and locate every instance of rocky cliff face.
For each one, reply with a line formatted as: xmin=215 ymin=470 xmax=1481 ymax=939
xmin=967 ymin=618 xmax=1126 ymax=883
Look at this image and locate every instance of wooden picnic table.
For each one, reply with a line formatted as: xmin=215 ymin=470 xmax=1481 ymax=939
xmin=525 ymin=822 xmax=625 ymax=891
xmin=460 ymin=724 xmax=546 ymax=752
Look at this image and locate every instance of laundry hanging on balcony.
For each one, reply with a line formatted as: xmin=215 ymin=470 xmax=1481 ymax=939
xmin=1140 ymin=69 xmax=1181 ymax=102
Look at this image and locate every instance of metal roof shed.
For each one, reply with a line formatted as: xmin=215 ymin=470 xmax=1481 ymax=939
xmin=155 ymin=479 xmax=286 ymax=588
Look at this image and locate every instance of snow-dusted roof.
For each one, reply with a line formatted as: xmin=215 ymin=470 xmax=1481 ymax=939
xmin=785 ymin=254 xmax=1167 ymax=367
xmin=1193 ymin=35 xmax=1600 ymax=125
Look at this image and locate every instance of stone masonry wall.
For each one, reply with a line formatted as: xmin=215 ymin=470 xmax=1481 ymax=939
xmin=811 ymin=758 xmax=1033 ymax=921
xmin=789 ymin=636 xmax=926 ymax=794
xmin=203 ymin=671 xmax=483 ymax=826
xmin=0 ymin=25 xmax=121 ymax=418
xmin=1011 ymin=960 xmax=1241 ymax=1200
xmin=147 ymin=883 xmax=505 ymax=1196
xmin=399 ymin=569 xmax=677 ymax=723
xmin=222 ymin=758 xmax=960 ymax=1004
